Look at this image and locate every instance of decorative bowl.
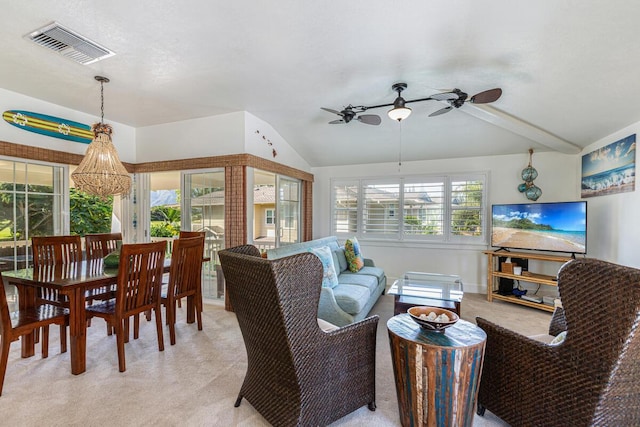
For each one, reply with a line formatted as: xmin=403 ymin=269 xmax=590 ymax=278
xmin=407 ymin=306 xmax=459 ymax=333
xmin=103 ymin=250 xmax=121 ymax=268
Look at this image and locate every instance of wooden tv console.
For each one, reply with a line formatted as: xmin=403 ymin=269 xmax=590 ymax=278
xmin=483 ymin=250 xmax=574 ymax=312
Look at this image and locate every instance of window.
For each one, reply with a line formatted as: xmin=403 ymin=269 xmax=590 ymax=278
xmin=0 ymin=159 xmax=67 ymax=271
xmin=265 ymin=209 xmax=274 ymax=225
xmin=363 ymin=180 xmax=399 ymax=236
xmin=330 ymin=173 xmax=487 ymax=244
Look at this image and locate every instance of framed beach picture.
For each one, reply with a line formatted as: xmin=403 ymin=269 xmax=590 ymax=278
xmin=581 ymin=134 xmax=636 ymax=198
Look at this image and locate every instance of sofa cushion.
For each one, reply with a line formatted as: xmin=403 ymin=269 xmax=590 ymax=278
xmin=340 ymin=266 xmax=385 ymax=283
xmin=549 ymin=331 xmax=567 ymax=346
xmin=317 ymin=318 xmax=339 ymax=332
xmin=337 ymin=275 xmax=378 ymax=295
xmin=309 ymin=246 xmax=339 ymax=288
xmin=332 ymin=247 xmax=348 ymax=273
xmin=331 ymin=284 xmax=371 ymax=315
xmin=344 ymin=237 xmax=364 ymax=272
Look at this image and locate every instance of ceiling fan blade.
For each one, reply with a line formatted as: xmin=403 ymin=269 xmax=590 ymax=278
xmin=470 ymin=88 xmax=502 ymax=104
xmin=321 ymin=107 xmax=342 ymax=115
xmin=430 ymin=92 xmax=459 ymax=101
xmin=429 ymin=106 xmax=453 ymax=117
xmin=328 ymin=119 xmax=346 ymax=124
xmin=357 ymin=114 xmax=381 ymax=125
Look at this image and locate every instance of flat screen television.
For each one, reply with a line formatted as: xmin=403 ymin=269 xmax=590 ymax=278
xmin=491 ymin=201 xmax=587 ymax=254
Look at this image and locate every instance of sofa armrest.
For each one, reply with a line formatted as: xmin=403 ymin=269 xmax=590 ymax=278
xmin=363 ymin=258 xmax=375 ymax=267
xmin=318 ymin=287 xmax=355 ymax=326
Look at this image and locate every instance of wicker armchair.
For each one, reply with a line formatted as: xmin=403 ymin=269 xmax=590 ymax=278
xmin=218 ymin=245 xmax=379 ymax=426
xmin=476 ymin=258 xmax=640 ymax=426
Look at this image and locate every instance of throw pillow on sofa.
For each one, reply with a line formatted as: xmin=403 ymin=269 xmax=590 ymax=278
xmin=309 ymin=246 xmax=339 ymax=288
xmin=344 ymin=237 xmax=364 ymax=272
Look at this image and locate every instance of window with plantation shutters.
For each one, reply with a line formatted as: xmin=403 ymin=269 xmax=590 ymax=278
xmin=403 ymin=179 xmax=444 ymax=238
xmin=331 ymin=181 xmax=359 ymax=234
xmin=331 ymin=173 xmax=487 ymax=245
xmin=362 ymin=180 xmax=400 ymax=236
xmin=450 ymin=178 xmax=484 ymax=238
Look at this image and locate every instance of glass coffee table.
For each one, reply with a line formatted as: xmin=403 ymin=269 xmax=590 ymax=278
xmin=388 ymin=271 xmax=464 ymax=316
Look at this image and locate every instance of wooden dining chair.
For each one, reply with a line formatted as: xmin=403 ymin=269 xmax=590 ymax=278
xmin=31 ymin=235 xmax=82 ymax=351
xmin=85 ymin=232 xmax=122 ymax=260
xmin=178 ymin=230 xmax=206 ymax=239
xmin=32 ymin=235 xmax=83 ymax=266
xmin=161 ymin=235 xmax=205 ymax=345
xmin=86 ymin=240 xmax=167 ymax=372
xmin=84 ymin=233 xmax=122 ymax=307
xmin=174 ymin=231 xmax=205 ymax=308
xmin=0 ymin=275 xmax=68 ymax=396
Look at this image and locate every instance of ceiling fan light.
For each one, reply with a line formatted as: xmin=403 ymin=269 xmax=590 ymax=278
xmin=388 ymin=106 xmax=412 ymax=121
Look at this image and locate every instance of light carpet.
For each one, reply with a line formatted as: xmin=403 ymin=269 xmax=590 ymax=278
xmin=0 ymin=293 xmax=551 ymax=426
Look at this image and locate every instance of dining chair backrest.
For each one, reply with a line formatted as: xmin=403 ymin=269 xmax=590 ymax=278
xmin=0 ymin=274 xmax=68 ymax=395
xmin=32 ymin=235 xmax=82 ymax=267
xmin=115 ymin=241 xmax=167 ymax=317
xmin=0 ymin=277 xmax=11 ymax=338
xmin=167 ymin=236 xmax=205 ymax=299
xmin=178 ymin=231 xmax=206 ymax=239
xmin=85 ymin=233 xmax=122 ymax=260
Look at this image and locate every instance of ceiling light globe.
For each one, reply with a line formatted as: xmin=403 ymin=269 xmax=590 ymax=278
xmin=388 ymin=107 xmax=412 ymax=122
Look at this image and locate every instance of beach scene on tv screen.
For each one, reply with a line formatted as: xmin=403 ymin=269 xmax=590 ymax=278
xmin=492 ymin=203 xmax=586 ymax=253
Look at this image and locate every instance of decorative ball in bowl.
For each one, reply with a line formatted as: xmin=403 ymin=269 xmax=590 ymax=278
xmin=407 ymin=306 xmax=459 ymax=333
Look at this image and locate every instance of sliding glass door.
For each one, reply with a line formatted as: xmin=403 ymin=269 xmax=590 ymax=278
xmin=277 ymin=175 xmax=300 ymax=245
xmin=250 ymin=169 xmax=300 ymax=250
xmin=182 ymin=169 xmax=225 ymax=299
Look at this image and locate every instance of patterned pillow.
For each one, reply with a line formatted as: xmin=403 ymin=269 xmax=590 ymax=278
xmin=549 ymin=331 xmax=567 ymax=346
xmin=309 ymin=246 xmax=339 ymax=288
xmin=344 ymin=237 xmax=364 ymax=272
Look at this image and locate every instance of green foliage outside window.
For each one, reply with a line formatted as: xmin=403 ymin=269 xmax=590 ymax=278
xmin=150 ymin=206 xmax=181 ymax=237
xmin=451 ymin=182 xmax=482 ymax=236
xmin=0 ymin=183 xmax=56 ymax=239
xmin=151 ymin=222 xmax=179 ymax=237
xmin=69 ymin=189 xmax=113 ymax=235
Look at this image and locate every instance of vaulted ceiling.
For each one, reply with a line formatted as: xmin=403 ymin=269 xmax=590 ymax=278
xmin=1 ymin=1 xmax=639 ymax=167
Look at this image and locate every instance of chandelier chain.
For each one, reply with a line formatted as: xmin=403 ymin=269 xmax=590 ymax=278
xmin=100 ymin=80 xmax=104 ymax=124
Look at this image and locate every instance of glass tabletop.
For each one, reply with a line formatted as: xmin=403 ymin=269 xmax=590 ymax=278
xmin=388 ymin=271 xmax=463 ymax=303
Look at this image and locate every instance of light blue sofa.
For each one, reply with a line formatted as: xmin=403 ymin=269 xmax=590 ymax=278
xmin=266 ymin=236 xmax=386 ymax=326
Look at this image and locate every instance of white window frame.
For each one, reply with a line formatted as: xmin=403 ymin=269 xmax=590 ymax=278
xmin=265 ymin=208 xmax=275 ymax=225
xmin=330 ymin=172 xmax=488 ymax=246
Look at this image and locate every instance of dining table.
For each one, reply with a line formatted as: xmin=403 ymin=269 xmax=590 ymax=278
xmin=1 ymin=257 xmax=192 ymax=375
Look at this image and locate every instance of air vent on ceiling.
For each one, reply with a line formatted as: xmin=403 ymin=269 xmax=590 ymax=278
xmin=25 ymin=22 xmax=115 ymax=65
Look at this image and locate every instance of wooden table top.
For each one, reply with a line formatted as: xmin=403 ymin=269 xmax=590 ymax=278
xmin=387 ymin=313 xmax=486 ymax=348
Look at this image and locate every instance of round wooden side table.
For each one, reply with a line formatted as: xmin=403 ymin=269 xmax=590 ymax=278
xmin=387 ymin=314 xmax=487 ymax=427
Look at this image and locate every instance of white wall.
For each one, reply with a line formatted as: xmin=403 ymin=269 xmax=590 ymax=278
xmin=0 ymin=88 xmax=312 ymax=173
xmin=311 ymin=151 xmax=579 ymax=293
xmin=580 ymin=122 xmax=640 ymax=269
xmin=243 ymin=113 xmax=311 ymax=172
xmin=136 ymin=111 xmax=312 ymax=172
xmin=135 ymin=111 xmax=245 ymax=162
xmin=0 ymin=88 xmax=136 ymax=162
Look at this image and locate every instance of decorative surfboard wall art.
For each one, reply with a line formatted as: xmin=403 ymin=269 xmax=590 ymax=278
xmin=2 ymin=110 xmax=93 ymax=144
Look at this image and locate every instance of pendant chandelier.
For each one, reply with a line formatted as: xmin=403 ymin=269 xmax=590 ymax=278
xmin=71 ymin=76 xmax=131 ymax=199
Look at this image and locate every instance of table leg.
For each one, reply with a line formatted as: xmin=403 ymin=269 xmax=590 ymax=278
xmin=18 ymin=285 xmax=36 ymax=358
xmin=67 ymin=287 xmax=88 ymax=375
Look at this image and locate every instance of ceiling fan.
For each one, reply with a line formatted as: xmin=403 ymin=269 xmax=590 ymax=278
xmin=321 ymin=83 xmax=502 ymax=124
xmin=320 ymin=105 xmax=382 ymax=125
